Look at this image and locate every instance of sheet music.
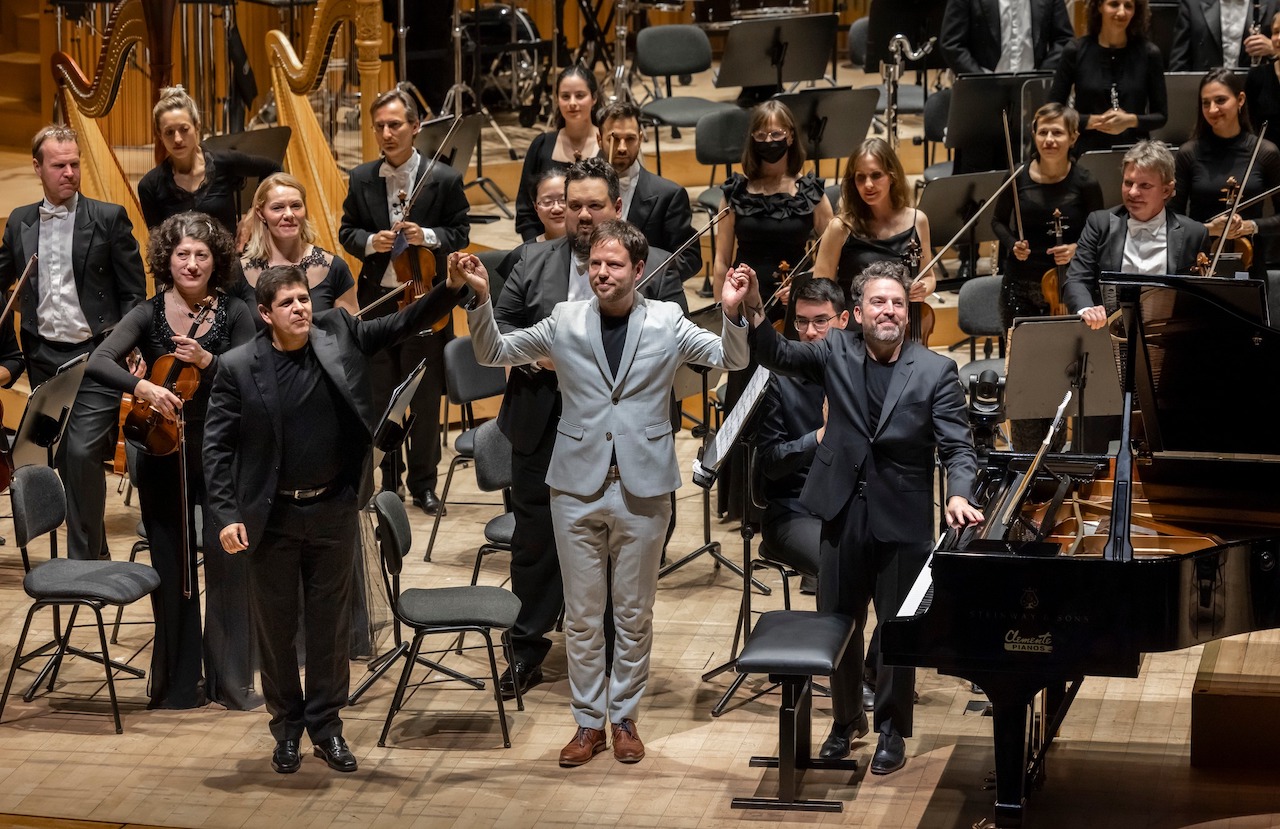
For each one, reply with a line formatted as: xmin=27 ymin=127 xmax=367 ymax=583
xmin=693 ymin=365 xmax=772 ymax=481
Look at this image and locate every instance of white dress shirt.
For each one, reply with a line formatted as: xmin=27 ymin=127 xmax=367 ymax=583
xmin=567 ymin=250 xmax=592 ymax=303
xmin=995 ymin=0 xmax=1036 ymax=73
xmin=1123 ymin=209 xmax=1168 ymax=276
xmin=618 ymin=159 xmax=642 ymax=220
xmin=36 ymin=194 xmax=93 ymax=344
xmin=1222 ymin=0 xmax=1250 ymax=68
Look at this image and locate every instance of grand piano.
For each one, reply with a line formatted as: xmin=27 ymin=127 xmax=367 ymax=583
xmin=881 ymin=273 xmax=1280 ymax=828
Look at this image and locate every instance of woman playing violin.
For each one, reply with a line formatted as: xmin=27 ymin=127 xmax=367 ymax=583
xmin=814 ymin=137 xmax=936 ymax=306
xmin=87 ymin=212 xmax=256 ymax=710
xmin=1171 ymin=68 xmax=1280 ymax=280
xmin=242 ymin=173 xmax=358 ymax=314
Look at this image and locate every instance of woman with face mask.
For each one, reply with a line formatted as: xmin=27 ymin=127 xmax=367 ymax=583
xmin=712 ymin=100 xmax=833 ymax=319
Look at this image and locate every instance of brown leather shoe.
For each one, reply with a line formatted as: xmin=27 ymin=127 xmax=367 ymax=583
xmin=558 ymin=726 xmax=607 ymax=767
xmin=611 ymin=719 xmax=645 ymax=763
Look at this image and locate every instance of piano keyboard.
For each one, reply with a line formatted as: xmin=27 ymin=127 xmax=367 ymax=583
xmin=897 ymin=545 xmax=939 ymax=618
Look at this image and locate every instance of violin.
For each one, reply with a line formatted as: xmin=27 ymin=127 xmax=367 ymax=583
xmin=122 ymin=296 xmax=215 ymax=456
xmin=389 ymin=188 xmax=446 ymax=333
xmin=1040 ymin=209 xmax=1071 ymax=316
xmin=1215 ymin=176 xmax=1254 ymax=272
xmin=903 ymin=236 xmax=935 ymax=346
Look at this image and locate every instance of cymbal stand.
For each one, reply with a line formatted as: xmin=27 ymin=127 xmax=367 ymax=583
xmin=443 ymin=0 xmax=519 ymax=161
xmin=881 ymin=33 xmax=934 ymax=151
xmin=544 ymin=0 xmax=566 ymax=128
xmin=604 ymin=0 xmax=635 ymax=103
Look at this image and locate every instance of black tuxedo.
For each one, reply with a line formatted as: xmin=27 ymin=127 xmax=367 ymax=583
xmin=493 ymin=234 xmax=686 ymax=667
xmin=203 ymin=282 xmax=464 ymax=743
xmin=0 ymin=195 xmax=146 ymax=559
xmin=1061 ymin=206 xmax=1209 ymax=314
xmin=940 ymin=0 xmax=1075 ymax=74
xmin=338 ymin=154 xmax=470 ymax=498
xmin=1170 ymin=0 xmax=1280 ymax=71
xmin=752 ymin=322 xmax=977 ymax=736
xmin=625 ymin=168 xmax=702 ymax=281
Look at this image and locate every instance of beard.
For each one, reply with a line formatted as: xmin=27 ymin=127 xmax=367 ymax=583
xmin=571 ymin=229 xmax=593 ymax=261
xmin=866 ymin=319 xmax=905 ymax=344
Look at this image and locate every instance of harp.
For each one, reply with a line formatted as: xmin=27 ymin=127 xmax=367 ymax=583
xmin=50 ymin=0 xmax=179 ymax=262
xmin=267 ymin=0 xmax=382 ymax=270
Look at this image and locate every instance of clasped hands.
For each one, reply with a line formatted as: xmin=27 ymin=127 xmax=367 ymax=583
xmin=1012 ymin=239 xmax=1077 ymax=265
xmin=371 ymin=221 xmax=426 ymax=253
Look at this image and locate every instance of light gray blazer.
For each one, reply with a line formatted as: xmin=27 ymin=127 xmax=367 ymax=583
xmin=469 ymin=292 xmax=749 ymax=498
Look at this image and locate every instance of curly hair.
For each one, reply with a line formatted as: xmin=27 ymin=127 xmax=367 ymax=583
xmin=147 ymin=211 xmax=238 ymax=294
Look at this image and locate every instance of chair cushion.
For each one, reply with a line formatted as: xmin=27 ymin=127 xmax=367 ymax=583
xmin=454 ymin=427 xmax=477 ymax=458
xmin=24 ymin=560 xmax=161 ymax=605
xmin=736 ymin=610 xmax=854 ymax=677
xmin=696 ymin=187 xmax=723 ymax=214
xmin=485 ymin=512 xmax=515 ymax=546
xmin=924 ymin=161 xmax=953 ymax=183
xmin=643 ymin=98 xmax=738 ymax=130
xmin=873 ymin=83 xmax=925 ymax=114
xmin=398 ymin=585 xmax=522 ymax=629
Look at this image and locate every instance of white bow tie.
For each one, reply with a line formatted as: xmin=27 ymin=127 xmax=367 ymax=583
xmin=39 ymin=204 xmax=68 ymax=221
xmin=1127 ymin=216 xmax=1163 ymax=241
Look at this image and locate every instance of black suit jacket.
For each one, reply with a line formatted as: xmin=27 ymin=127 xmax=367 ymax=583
xmin=1170 ymin=0 xmax=1279 ymax=71
xmin=0 ymin=196 xmax=147 ymax=352
xmin=940 ymin=0 xmax=1074 ymax=74
xmin=492 ymin=234 xmax=688 ymax=453
xmin=752 ymin=322 xmax=977 ymax=545
xmin=1061 ymin=206 xmax=1209 ymax=313
xmin=202 ymin=281 xmax=464 ymax=550
xmin=338 ymin=155 xmax=471 ymax=288
xmin=627 ymin=168 xmax=702 ymax=281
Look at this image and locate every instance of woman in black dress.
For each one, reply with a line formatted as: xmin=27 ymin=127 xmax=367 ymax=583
xmin=88 ymin=212 xmax=257 ymax=710
xmin=992 ymin=104 xmax=1105 ymax=450
xmin=138 ymin=86 xmax=279 ymax=237
xmin=1172 ymin=68 xmax=1280 ymax=279
xmin=241 ymin=173 xmax=358 ymax=314
xmin=514 ymin=66 xmax=599 ymax=242
xmin=1049 ymin=0 xmax=1167 ymax=156
xmin=813 ymin=137 xmax=936 ymax=305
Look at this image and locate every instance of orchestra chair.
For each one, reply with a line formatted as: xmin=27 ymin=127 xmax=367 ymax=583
xmin=730 ymin=610 xmax=858 ymax=812
xmin=467 ymin=419 xmax=515 ymax=588
xmin=847 ymin=17 xmax=869 ymax=68
xmin=954 ymin=273 xmax=1006 ymax=363
xmin=424 ymin=335 xmax=507 ymax=562
xmin=366 ymin=490 xmax=523 ymax=748
xmin=0 ymin=465 xmax=159 ymax=734
xmin=635 ymin=25 xmax=740 ymax=177
xmin=914 ymin=88 xmax=953 ymax=201
xmin=694 ymin=108 xmax=753 ymax=289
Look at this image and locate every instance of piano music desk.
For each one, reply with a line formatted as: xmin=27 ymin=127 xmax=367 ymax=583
xmin=1192 ymin=629 xmax=1280 ymax=768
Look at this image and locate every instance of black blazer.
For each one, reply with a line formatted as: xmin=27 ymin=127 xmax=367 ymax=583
xmin=1170 ymin=0 xmax=1279 ymax=71
xmin=0 ymin=196 xmax=147 ymax=349
xmin=627 ymin=168 xmax=702 ymax=281
xmin=202 ymin=281 xmax=464 ymax=550
xmin=940 ymin=0 xmax=1074 ymax=74
xmin=1061 ymin=206 xmax=1209 ymax=313
xmin=752 ymin=322 xmax=977 ymax=545
xmin=338 ymin=155 xmax=471 ymax=287
xmin=492 ymin=235 xmax=688 ymax=454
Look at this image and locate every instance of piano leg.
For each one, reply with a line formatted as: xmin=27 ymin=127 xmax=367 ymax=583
xmin=971 ymin=673 xmax=1044 ymax=829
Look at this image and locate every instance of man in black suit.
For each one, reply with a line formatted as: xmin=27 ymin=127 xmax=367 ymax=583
xmin=1170 ymin=0 xmax=1278 ymax=71
xmin=747 ymin=259 xmax=984 ymax=776
xmin=492 ymin=158 xmax=687 ymax=700
xmin=756 ymin=277 xmax=851 ymax=597
xmin=0 ymin=124 xmax=146 ymax=560
xmin=1063 ymin=140 xmax=1209 ymax=328
xmin=339 ymin=87 xmax=471 ymax=515
xmin=596 ymin=100 xmax=702 ymax=282
xmin=204 ymin=265 xmax=466 ymax=775
xmin=940 ymin=0 xmax=1075 ymax=75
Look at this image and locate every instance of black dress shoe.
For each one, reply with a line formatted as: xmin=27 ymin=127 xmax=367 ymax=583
xmin=818 ymin=712 xmax=869 ymax=760
xmin=862 ymin=681 xmax=875 ymax=712
xmin=870 ymin=731 xmax=906 ymax=775
xmin=412 ymin=490 xmax=446 ymax=516
xmin=272 ymin=739 xmax=301 ymax=774
xmin=313 ymin=736 xmax=358 ymax=772
xmin=498 ymin=661 xmax=544 ymax=700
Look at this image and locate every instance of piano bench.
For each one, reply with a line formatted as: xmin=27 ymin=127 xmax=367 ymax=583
xmin=730 ymin=610 xmax=858 ymax=813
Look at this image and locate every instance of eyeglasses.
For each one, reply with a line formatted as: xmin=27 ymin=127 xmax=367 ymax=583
xmin=536 ymin=197 xmax=566 ymax=208
xmin=751 ymin=129 xmax=789 ymax=142
xmin=794 ymin=314 xmax=836 ymax=331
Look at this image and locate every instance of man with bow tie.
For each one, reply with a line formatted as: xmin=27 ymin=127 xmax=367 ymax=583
xmin=0 ymin=124 xmax=146 ymax=560
xmin=1062 ymin=140 xmax=1209 ymax=329
xmin=596 ymin=101 xmax=701 ymax=282
xmin=339 ymin=87 xmax=470 ymax=515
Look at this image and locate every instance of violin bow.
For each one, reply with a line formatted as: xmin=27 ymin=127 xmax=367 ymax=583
xmin=1209 ymin=121 xmax=1268 ymax=277
xmin=390 ymin=111 xmax=464 ymax=260
xmin=636 ymin=204 xmax=732 ymax=290
xmin=760 ymin=236 xmax=819 ymax=317
xmin=916 ymin=164 xmax=1026 ymax=283
xmin=0 ymin=254 xmax=37 ymax=327
xmin=1002 ymin=110 xmax=1025 ymax=242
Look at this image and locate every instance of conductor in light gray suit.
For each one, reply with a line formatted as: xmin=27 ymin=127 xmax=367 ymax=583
xmin=452 ymin=221 xmax=753 ymax=768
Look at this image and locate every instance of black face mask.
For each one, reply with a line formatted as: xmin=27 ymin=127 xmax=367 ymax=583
xmin=754 ymin=139 xmax=789 ymax=164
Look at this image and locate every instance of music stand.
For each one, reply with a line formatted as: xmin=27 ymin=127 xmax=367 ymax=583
xmin=372 ymin=356 xmax=429 ymax=477
xmin=772 ymin=87 xmax=877 ymax=176
xmin=915 ymin=170 xmax=1005 ymax=289
xmin=202 ymin=126 xmax=292 ymax=220
xmin=414 ymin=113 xmax=512 ymax=218
xmin=1005 ymin=316 xmax=1123 ymax=452
xmin=12 ymin=354 xmax=87 ymax=470
xmin=715 ymin=14 xmax=839 ymax=92
xmin=947 ymin=72 xmax=1053 ymax=174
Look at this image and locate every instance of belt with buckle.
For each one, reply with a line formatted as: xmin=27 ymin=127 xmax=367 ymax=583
xmin=278 ymin=482 xmax=337 ymax=502
xmin=606 ymin=464 xmax=621 ymax=479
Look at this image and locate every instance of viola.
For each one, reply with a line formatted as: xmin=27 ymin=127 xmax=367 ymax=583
xmin=122 ymin=296 xmax=215 ymax=456
xmin=1040 ymin=208 xmax=1071 ymax=316
xmin=903 ymin=236 xmax=935 ymax=346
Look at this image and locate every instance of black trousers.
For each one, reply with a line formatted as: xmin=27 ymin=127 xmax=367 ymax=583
xmin=368 ymin=316 xmax=447 ymax=498
xmin=248 ymin=488 xmax=358 ymax=743
xmin=507 ymin=418 xmax=563 ymax=666
xmin=761 ymin=503 xmax=821 ymax=579
xmin=819 ymin=491 xmax=929 ymax=737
